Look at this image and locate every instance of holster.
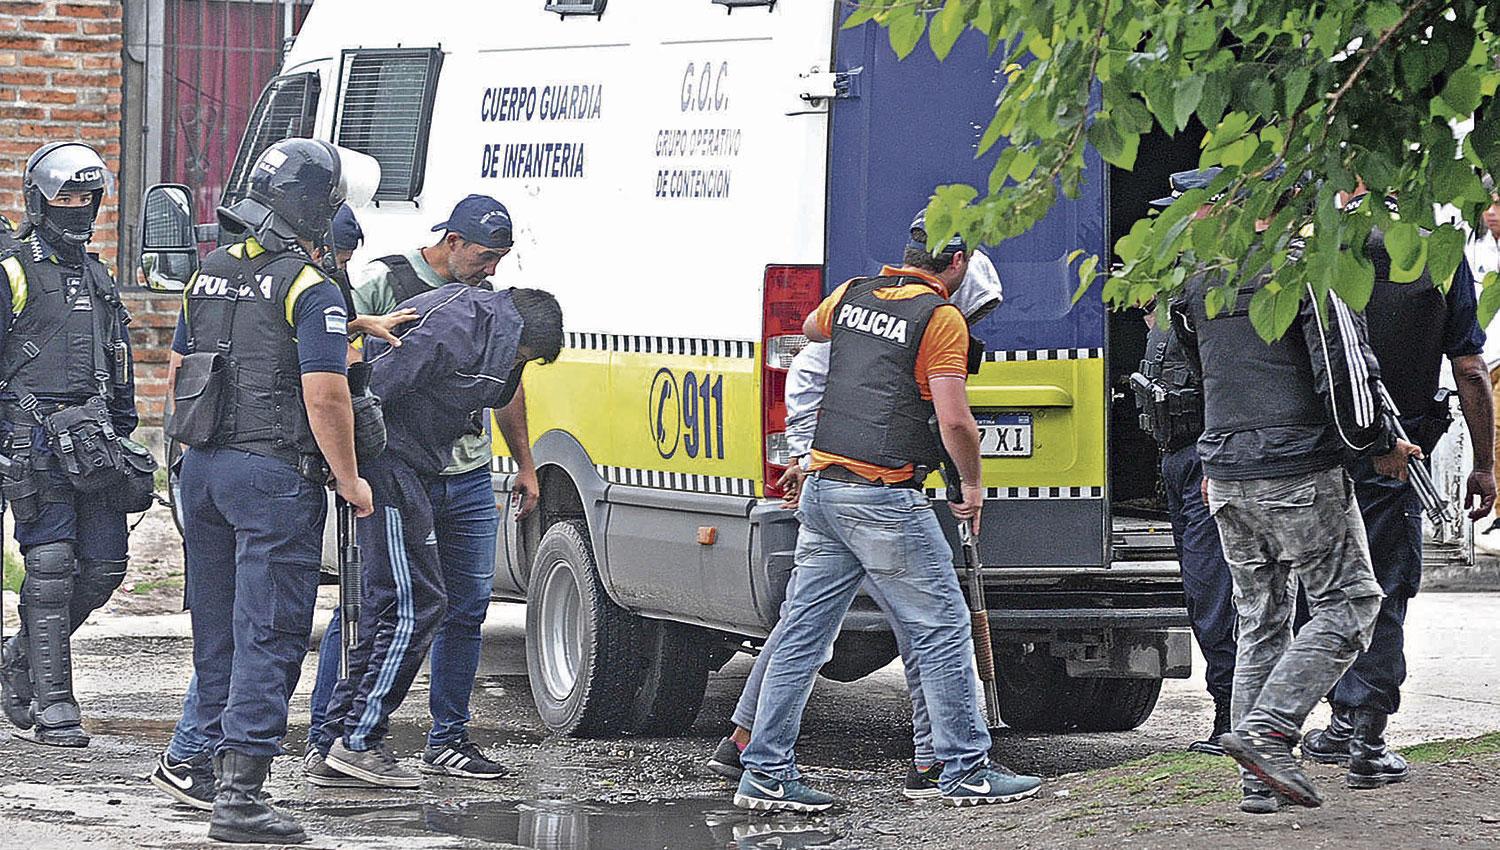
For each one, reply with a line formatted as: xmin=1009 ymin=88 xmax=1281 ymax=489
xmin=167 ymin=351 xmax=228 ymax=448
xmin=1 ymin=447 xmax=41 ymax=523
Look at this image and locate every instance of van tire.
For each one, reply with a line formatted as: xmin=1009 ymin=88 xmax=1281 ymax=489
xmin=626 ymin=621 xmax=711 ymax=736
xmin=525 ymin=520 xmax=643 ymax=737
xmin=995 ymin=650 xmax=1085 ymax=732
xmin=1071 ymin=678 xmax=1162 ymax=732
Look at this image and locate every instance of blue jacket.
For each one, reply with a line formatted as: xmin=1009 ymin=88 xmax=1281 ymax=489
xmin=366 ymin=283 xmax=523 ymax=475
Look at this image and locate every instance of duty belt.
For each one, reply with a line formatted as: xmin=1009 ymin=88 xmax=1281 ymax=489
xmin=817 ymin=464 xmax=922 ymax=490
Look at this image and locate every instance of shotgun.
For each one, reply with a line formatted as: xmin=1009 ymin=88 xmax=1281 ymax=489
xmin=1375 ymin=382 xmax=1456 ymax=527
xmin=336 ymin=496 xmax=361 ymax=678
xmin=931 ymin=419 xmax=1001 ymax=728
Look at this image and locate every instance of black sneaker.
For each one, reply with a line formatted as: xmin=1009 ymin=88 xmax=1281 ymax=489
xmin=326 ymin=739 xmax=422 ymax=789
xmin=902 ymin=761 xmax=943 ymax=800
xmin=1220 ymin=729 xmax=1322 ymax=809
xmin=304 ymin=748 xmax=374 ymax=789
xmin=148 ymin=750 xmax=215 ymax=811
xmin=706 ymin=736 xmax=744 ymax=781
xmin=420 ymin=739 xmax=506 ymax=780
xmin=1239 ymin=778 xmax=1283 ymax=815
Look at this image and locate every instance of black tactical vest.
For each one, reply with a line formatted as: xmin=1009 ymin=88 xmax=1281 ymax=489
xmin=1189 ymin=275 xmax=1327 ymax=435
xmin=1362 ymin=228 xmax=1447 ymax=420
xmin=183 ymin=239 xmax=326 ymax=464
xmin=0 ymin=235 xmax=126 ymax=412
xmin=379 ymin=254 xmax=432 ymax=306
xmin=1137 ymin=325 xmax=1204 ymax=450
xmin=812 ymin=276 xmax=947 ymax=471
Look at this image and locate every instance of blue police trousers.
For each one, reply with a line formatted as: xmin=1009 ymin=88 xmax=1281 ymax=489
xmin=181 ymin=447 xmax=324 ymax=758
xmin=1161 ymin=445 xmax=1238 ymax=703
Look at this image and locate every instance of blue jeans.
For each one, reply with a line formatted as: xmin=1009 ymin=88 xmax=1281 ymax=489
xmin=167 ymin=673 xmax=211 ymax=761
xmin=740 ymin=475 xmax=991 ymax=793
xmin=732 ymin=571 xmax=936 ymax=765
xmin=307 ymin=465 xmax=498 ymax=751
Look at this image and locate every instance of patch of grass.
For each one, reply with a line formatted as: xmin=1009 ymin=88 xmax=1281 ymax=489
xmin=1403 ymin=732 xmax=1500 ymax=763
xmin=130 ymin=576 xmax=184 ymax=595
xmin=2 ymin=550 xmax=22 ymax=594
xmin=154 ymin=465 xmax=169 ymax=494
xmin=1074 ymin=828 xmax=1098 ymax=838
xmin=1129 ymin=822 xmax=1154 ymax=834
xmin=1092 ymin=751 xmax=1240 ymax=806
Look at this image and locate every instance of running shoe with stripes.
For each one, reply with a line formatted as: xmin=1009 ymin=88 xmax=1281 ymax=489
xmin=326 ymin=739 xmax=423 ymax=789
xmin=733 ymin=769 xmax=835 ymax=813
xmin=420 ymin=739 xmax=506 ymax=780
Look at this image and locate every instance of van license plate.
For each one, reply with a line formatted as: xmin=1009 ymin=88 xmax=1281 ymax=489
xmin=976 ymin=412 xmax=1032 ymax=457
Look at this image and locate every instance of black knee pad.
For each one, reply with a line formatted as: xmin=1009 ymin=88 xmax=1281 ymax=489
xmin=75 ymin=559 xmax=128 ymax=609
xmin=22 ymin=542 xmax=76 ymax=606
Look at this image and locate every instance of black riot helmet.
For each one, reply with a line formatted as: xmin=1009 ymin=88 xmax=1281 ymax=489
xmin=217 ymin=139 xmax=379 ymax=251
xmin=23 ymin=141 xmax=114 ymax=247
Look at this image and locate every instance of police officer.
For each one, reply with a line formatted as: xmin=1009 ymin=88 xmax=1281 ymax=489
xmin=0 ymin=142 xmax=138 ymax=748
xmin=170 ymin=138 xmax=374 ymax=844
xmin=735 ymin=210 xmax=1042 ymax=812
xmin=1301 ymin=191 xmax=1496 ymax=788
xmin=1132 ymin=332 xmax=1237 ymax=756
xmin=309 ymin=282 xmax=562 ymax=789
xmin=1171 ymin=172 xmax=1418 ymax=812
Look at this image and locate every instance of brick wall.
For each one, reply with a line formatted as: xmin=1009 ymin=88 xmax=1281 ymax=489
xmin=0 ymin=0 xmax=124 ymax=269
xmin=123 ymin=290 xmax=178 ymax=426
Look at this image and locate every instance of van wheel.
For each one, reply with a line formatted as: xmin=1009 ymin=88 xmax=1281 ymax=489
xmin=525 ymin=520 xmax=643 ymax=736
xmin=995 ymin=649 xmax=1084 ymax=732
xmin=626 ymin=621 xmax=712 ymax=736
xmin=1071 ymin=678 xmax=1162 ymax=732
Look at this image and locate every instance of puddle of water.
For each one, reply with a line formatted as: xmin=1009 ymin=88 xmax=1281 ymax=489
xmin=319 ymin=797 xmax=839 ymax=850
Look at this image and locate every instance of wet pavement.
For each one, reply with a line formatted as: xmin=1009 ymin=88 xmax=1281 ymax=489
xmin=0 ymin=592 xmax=1496 ymax=848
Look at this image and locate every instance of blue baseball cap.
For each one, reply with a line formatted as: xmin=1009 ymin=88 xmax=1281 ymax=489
xmin=908 ymin=208 xmax=967 ymax=254
xmin=331 ymin=204 xmax=363 ymax=252
xmin=432 ymin=194 xmax=513 ymax=249
xmin=1150 ymin=164 xmax=1289 ymax=207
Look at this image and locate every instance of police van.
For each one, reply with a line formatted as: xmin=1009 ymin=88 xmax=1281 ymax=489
xmin=140 ymin=0 xmax=1211 ymax=737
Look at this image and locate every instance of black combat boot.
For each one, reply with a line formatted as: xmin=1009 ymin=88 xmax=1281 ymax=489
xmin=208 ymin=750 xmax=308 ymax=844
xmin=1301 ymin=704 xmax=1355 ymax=766
xmin=1346 ymin=709 xmax=1409 ymax=790
xmin=1188 ymin=696 xmax=1232 ymax=756
xmin=0 ymin=636 xmax=34 ymax=730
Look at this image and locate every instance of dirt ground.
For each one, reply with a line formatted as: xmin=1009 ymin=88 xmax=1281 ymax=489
xmin=0 ymin=621 xmax=1496 ymax=850
xmin=1 ymin=498 xmax=1497 ymax=848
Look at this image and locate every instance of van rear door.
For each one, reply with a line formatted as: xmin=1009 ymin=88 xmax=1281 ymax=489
xmin=827 ymin=19 xmax=1111 ymax=569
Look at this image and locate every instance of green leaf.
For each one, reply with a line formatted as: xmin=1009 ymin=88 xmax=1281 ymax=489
xmin=1432 ymin=158 xmax=1487 ymax=207
xmin=1436 ymin=67 xmax=1483 ymax=117
xmin=1173 ymin=75 xmax=1205 ymax=133
xmin=929 ymin=0 xmax=968 ymax=61
xmin=1007 ymin=147 xmax=1039 ymax=182
xmin=841 ymin=2 xmax=883 ymax=30
xmin=1249 ymin=280 xmax=1303 ymax=340
xmin=1197 ymin=71 xmax=1230 ymax=127
xmin=888 ymin=8 xmax=927 ymax=59
xmin=1071 ymin=254 xmax=1100 ymax=304
xmin=1480 ymin=272 xmax=1500 ymax=329
xmin=1282 ymin=68 xmax=1311 ymax=114
xmin=1333 ymin=248 xmax=1375 ymax=312
xmin=1427 ymin=224 xmax=1466 ymax=290
xmin=1385 ymin=222 xmax=1423 ymax=271
xmin=1088 ymin=117 xmax=1139 ymax=169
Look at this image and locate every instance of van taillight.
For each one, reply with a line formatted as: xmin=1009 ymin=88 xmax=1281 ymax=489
xmin=762 ymin=264 xmax=823 ymax=498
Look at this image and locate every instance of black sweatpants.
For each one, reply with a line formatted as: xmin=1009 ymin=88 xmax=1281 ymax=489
xmin=316 ymin=452 xmax=448 ymax=752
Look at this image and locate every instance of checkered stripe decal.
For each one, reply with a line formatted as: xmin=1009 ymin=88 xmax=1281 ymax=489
xmin=565 ymin=332 xmax=756 ymax=359
xmin=491 ymin=456 xmax=757 ymax=498
xmin=983 ymin=347 xmax=1103 ymax=362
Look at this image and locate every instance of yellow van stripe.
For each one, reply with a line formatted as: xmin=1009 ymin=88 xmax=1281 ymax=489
xmin=284 ymin=265 xmax=325 ymax=326
xmin=1 ymin=255 xmax=25 ymax=316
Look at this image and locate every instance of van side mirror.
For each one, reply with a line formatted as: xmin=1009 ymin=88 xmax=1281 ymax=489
xmin=138 ymin=183 xmax=198 ymax=292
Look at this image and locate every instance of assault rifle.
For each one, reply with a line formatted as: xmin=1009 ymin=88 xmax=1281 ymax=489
xmin=1376 ymin=382 xmax=1456 ymax=527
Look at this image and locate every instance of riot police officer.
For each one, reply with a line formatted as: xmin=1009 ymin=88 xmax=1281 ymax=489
xmin=169 ymin=138 xmax=374 ymax=844
xmin=0 ymin=142 xmax=140 ymax=748
xmin=1132 ymin=303 xmax=1237 ymax=756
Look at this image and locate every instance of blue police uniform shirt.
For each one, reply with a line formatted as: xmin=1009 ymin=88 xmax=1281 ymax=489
xmin=1443 ymin=260 xmax=1486 ymax=359
xmin=172 ymin=277 xmax=348 ymax=374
